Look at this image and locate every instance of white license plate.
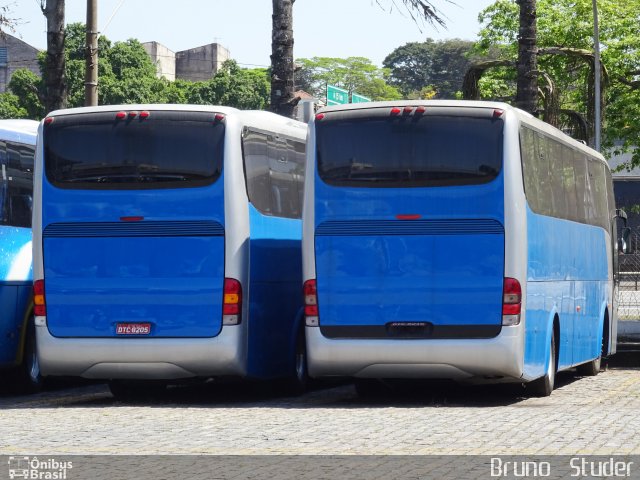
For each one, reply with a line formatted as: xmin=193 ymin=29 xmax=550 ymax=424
xmin=116 ymin=323 xmax=151 ymax=335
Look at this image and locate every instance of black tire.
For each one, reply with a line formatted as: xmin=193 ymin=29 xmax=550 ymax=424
xmin=283 ymin=328 xmax=309 ymax=396
xmin=108 ymin=380 xmax=167 ymax=402
xmin=528 ymin=332 xmax=556 ymax=397
xmin=17 ymin=319 xmax=44 ymax=393
xmin=576 ymin=329 xmax=604 ymax=376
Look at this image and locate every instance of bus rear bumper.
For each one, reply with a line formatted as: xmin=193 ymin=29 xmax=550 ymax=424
xmin=306 ymin=325 xmax=524 ymax=381
xmin=36 ymin=320 xmax=246 ymax=380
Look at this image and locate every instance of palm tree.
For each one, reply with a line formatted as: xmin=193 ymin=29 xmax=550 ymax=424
xmin=515 ymin=0 xmax=538 ymax=114
xmin=270 ymin=0 xmax=449 ymax=117
xmin=40 ymin=0 xmax=67 ymax=112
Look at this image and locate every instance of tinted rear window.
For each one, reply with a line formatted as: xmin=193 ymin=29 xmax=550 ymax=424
xmin=316 ymin=112 xmax=503 ymax=187
xmin=44 ymin=111 xmax=225 ymax=189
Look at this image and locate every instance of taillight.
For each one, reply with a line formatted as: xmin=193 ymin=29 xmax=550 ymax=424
xmin=502 ymin=277 xmax=521 ymax=326
xmin=34 ymin=279 xmax=46 ymax=316
xmin=304 ymin=279 xmax=318 ymax=326
xmin=222 ymin=278 xmax=242 ymax=325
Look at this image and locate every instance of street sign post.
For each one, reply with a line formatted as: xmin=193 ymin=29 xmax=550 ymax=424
xmin=327 ymin=85 xmax=349 ymax=106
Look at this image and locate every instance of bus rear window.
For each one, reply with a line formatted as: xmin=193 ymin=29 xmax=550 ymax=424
xmin=316 ymin=113 xmax=503 ymax=188
xmin=44 ymin=111 xmax=224 ymax=189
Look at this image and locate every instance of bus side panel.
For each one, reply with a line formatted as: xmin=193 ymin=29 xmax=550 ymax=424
xmin=524 ymin=209 xmax=608 ymax=378
xmin=246 ymin=207 xmax=303 ymax=378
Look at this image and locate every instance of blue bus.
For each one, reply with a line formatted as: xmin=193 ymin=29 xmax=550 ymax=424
xmin=0 ymin=120 xmax=39 ymax=392
xmin=302 ymin=101 xmax=624 ymax=396
xmin=33 ymin=105 xmax=308 ymax=398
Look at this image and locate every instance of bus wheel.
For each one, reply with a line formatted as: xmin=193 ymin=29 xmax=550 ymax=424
xmin=18 ymin=319 xmax=44 ymax=393
xmin=576 ymin=331 xmax=604 ymax=377
xmin=284 ymin=329 xmax=309 ymax=396
xmin=108 ymin=380 xmax=167 ymax=402
xmin=528 ymin=333 xmax=556 ymax=397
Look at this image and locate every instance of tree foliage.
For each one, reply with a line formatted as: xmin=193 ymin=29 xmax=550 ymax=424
xmin=297 ymin=57 xmax=402 ymax=102
xmin=475 ymin=0 xmax=640 ymax=165
xmin=383 ymin=38 xmax=476 ymax=98
xmin=0 ymin=23 xmax=270 ymax=119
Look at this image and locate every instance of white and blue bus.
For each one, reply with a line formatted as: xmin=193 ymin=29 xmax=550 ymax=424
xmin=302 ymin=101 xmax=624 ymax=396
xmin=0 ymin=120 xmax=39 ymax=391
xmin=33 ymin=105 xmax=308 ymax=397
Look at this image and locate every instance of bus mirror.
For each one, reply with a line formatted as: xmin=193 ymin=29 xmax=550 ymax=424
xmin=619 ymin=227 xmax=631 ymax=254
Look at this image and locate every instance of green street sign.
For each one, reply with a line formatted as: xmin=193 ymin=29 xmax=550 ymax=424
xmin=327 ymin=84 xmax=349 ymax=106
xmin=351 ymin=92 xmax=371 ymax=103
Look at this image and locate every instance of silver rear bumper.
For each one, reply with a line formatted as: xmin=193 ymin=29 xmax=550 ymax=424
xmin=36 ymin=319 xmax=246 ymax=379
xmin=306 ymin=325 xmax=524 ymax=380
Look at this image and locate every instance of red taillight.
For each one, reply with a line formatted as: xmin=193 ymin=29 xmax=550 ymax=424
xmin=223 ymin=278 xmax=242 ymax=323
xmin=502 ymin=277 xmax=522 ymax=321
xmin=128 ymin=111 xmax=138 ymax=118
xmin=390 ymin=107 xmax=401 ymax=116
xmin=34 ymin=279 xmax=46 ymax=316
xmin=396 ymin=214 xmax=421 ymax=220
xmin=115 ymin=111 xmax=126 ymax=120
xmin=415 ymin=106 xmax=426 ymax=115
xmin=139 ymin=111 xmax=150 ymax=119
xmin=315 ymin=113 xmax=325 ymax=121
xmin=493 ymin=109 xmax=505 ymax=118
xmin=403 ymin=106 xmax=413 ymax=114
xmin=44 ymin=117 xmax=54 ymax=125
xmin=214 ymin=113 xmax=225 ymax=122
xmin=304 ymin=279 xmax=319 ymax=325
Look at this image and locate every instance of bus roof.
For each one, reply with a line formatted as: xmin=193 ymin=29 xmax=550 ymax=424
xmin=317 ymin=100 xmax=606 ymax=166
xmin=0 ymin=119 xmax=38 ymax=145
xmin=45 ymin=104 xmax=242 ymax=118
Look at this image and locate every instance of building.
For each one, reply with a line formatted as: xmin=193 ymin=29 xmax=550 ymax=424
xmin=142 ymin=42 xmax=176 ymax=81
xmin=175 ymin=43 xmax=231 ymax=82
xmin=143 ymin=41 xmax=231 ymax=83
xmin=0 ymin=33 xmax=40 ymax=93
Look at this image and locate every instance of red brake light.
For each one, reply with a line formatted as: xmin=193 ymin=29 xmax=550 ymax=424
xmin=396 ymin=214 xmax=421 ymax=220
xmin=390 ymin=107 xmax=401 ymax=116
xmin=139 ymin=111 xmax=150 ymax=119
xmin=120 ymin=216 xmax=144 ymax=222
xmin=502 ymin=277 xmax=521 ymax=315
xmin=215 ymin=113 xmax=225 ymax=122
xmin=34 ymin=279 xmax=46 ymax=316
xmin=303 ymin=279 xmax=318 ymax=318
xmin=44 ymin=117 xmax=54 ymax=125
xmin=415 ymin=106 xmax=426 ymax=115
xmin=223 ymin=278 xmax=242 ymax=318
xmin=493 ymin=109 xmax=505 ymax=118
xmin=315 ymin=113 xmax=325 ymax=121
xmin=128 ymin=111 xmax=138 ymax=118
xmin=403 ymin=106 xmax=413 ymax=114
xmin=115 ymin=111 xmax=127 ymax=120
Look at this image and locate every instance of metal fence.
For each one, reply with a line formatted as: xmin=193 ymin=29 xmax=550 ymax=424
xmin=619 ymin=230 xmax=640 ymax=320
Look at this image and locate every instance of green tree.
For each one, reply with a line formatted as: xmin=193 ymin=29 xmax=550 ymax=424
xmin=475 ymin=0 xmax=640 ymax=164
xmin=7 ymin=69 xmax=46 ymax=119
xmin=297 ymin=57 xmax=402 ymax=102
xmin=383 ymin=39 xmax=476 ymax=98
xmin=0 ymin=93 xmax=28 ymax=119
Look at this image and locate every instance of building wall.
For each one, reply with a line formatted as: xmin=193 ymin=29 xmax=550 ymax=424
xmin=0 ymin=34 xmax=40 ymax=93
xmin=175 ymin=43 xmax=230 ymax=82
xmin=142 ymin=41 xmax=176 ymax=81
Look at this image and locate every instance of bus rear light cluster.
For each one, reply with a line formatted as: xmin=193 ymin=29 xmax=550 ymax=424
xmin=34 ymin=279 xmax=46 ymax=317
xmin=222 ymin=278 xmax=242 ymax=325
xmin=304 ymin=279 xmax=319 ymax=326
xmin=390 ymin=106 xmax=427 ymax=116
xmin=502 ymin=277 xmax=522 ymax=326
xmin=115 ymin=111 xmax=150 ymax=120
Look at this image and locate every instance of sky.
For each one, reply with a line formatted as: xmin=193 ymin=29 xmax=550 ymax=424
xmin=10 ymin=0 xmax=496 ymax=68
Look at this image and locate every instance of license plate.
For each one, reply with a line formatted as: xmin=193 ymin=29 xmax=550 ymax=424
xmin=116 ymin=323 xmax=151 ymax=335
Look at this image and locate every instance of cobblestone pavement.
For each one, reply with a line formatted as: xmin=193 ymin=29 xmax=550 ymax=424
xmin=1 ymin=361 xmax=640 ymax=456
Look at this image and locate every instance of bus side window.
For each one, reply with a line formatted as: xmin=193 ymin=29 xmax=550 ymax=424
xmin=243 ymin=129 xmax=272 ymax=215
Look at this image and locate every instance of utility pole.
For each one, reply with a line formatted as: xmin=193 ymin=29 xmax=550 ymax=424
xmin=84 ymin=0 xmax=98 ymax=106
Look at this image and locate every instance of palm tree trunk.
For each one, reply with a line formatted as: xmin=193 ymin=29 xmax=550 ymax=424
xmin=515 ymin=0 xmax=537 ymax=115
xmin=41 ymin=0 xmax=66 ymax=112
xmin=270 ymin=0 xmax=296 ymax=118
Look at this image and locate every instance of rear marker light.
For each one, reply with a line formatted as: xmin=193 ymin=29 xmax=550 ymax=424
xmin=223 ymin=278 xmax=242 ymax=325
xmin=139 ymin=111 xmax=150 ymax=119
xmin=415 ymin=106 xmax=426 ymax=115
xmin=315 ymin=113 xmax=325 ymax=121
xmin=390 ymin=107 xmax=401 ymax=116
xmin=120 ymin=216 xmax=144 ymax=222
xmin=34 ymin=279 xmax=46 ymax=317
xmin=214 ymin=113 xmax=225 ymax=122
xmin=403 ymin=106 xmax=413 ymax=114
xmin=304 ymin=279 xmax=319 ymax=327
xmin=502 ymin=277 xmax=522 ymax=326
xmin=493 ymin=109 xmax=505 ymax=118
xmin=115 ymin=111 xmax=127 ymax=120
xmin=128 ymin=111 xmax=138 ymax=118
xmin=44 ymin=117 xmax=54 ymax=125
xmin=396 ymin=214 xmax=421 ymax=220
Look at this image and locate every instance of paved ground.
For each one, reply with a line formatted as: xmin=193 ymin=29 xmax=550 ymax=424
xmin=1 ymin=355 xmax=640 ymax=456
